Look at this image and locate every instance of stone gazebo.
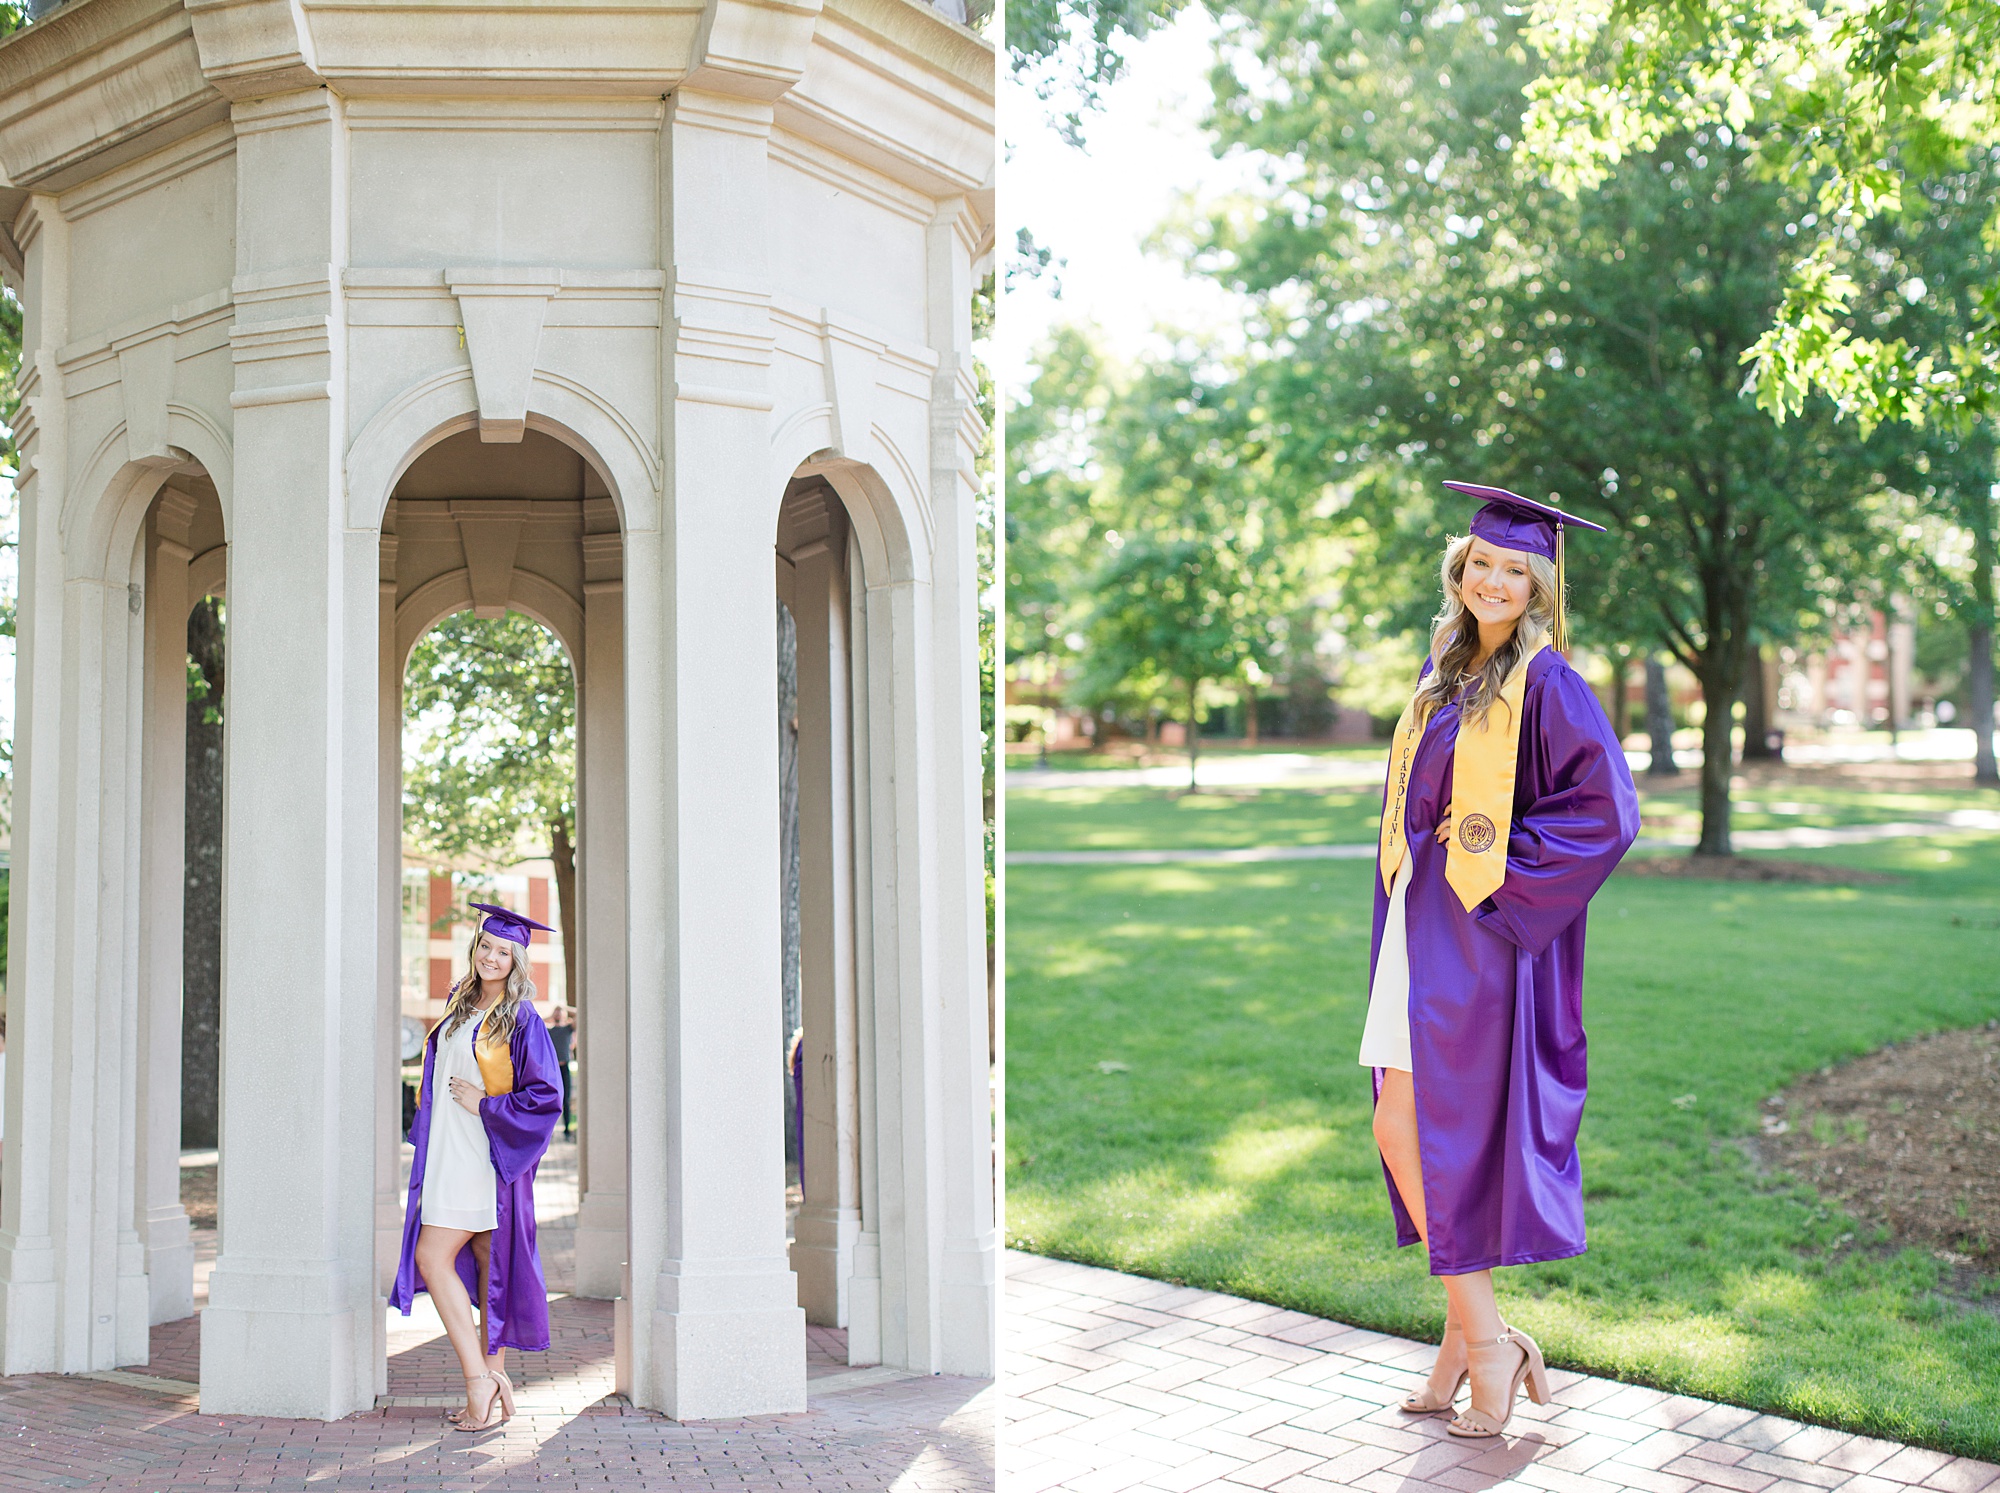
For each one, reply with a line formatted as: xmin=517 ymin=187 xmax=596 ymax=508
xmin=0 ymin=0 xmax=994 ymax=1421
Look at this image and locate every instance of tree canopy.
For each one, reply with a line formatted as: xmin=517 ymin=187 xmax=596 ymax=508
xmin=1521 ymin=0 xmax=2000 ymax=431
xmin=1179 ymin=0 xmax=1904 ymax=848
xmin=403 ymin=611 xmax=579 ymax=999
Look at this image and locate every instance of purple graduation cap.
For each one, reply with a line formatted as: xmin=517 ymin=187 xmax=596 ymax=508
xmin=469 ymin=901 xmax=556 ymax=947
xmin=1442 ymin=481 xmax=1607 ymax=651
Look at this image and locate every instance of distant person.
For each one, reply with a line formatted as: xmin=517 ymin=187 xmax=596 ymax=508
xmin=547 ymin=1004 xmax=575 ymax=1139
xmin=391 ymin=903 xmax=563 ymax=1432
xmin=1360 ymin=484 xmax=1639 ymax=1438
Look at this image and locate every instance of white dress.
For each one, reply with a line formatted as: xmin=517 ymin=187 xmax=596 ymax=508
xmin=421 ymin=1015 xmax=499 ymax=1231
xmin=1357 ymin=857 xmax=1416 ymax=1072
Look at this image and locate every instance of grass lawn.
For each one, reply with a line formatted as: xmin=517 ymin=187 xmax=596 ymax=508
xmin=1004 ymin=799 xmax=2000 ymax=1455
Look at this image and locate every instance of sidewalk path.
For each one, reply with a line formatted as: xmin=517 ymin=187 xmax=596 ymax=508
xmin=1004 ymin=729 xmax=1984 ymax=794
xmin=0 ymin=1142 xmax=992 ymax=1492
xmin=1006 ymin=810 xmax=2000 ymax=865
xmin=1004 ymin=1251 xmax=1998 ymax=1493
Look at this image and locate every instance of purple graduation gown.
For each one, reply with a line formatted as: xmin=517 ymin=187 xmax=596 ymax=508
xmin=1370 ymin=650 xmax=1641 ymax=1274
xmin=391 ymin=1001 xmax=563 ymax=1352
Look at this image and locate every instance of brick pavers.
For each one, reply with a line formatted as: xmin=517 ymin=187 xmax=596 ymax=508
xmin=1002 ymin=1252 xmax=1996 ymax=1493
xmin=0 ymin=1146 xmax=991 ymax=1491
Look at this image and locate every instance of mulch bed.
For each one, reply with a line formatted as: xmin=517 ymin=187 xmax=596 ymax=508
xmin=1618 ymin=854 xmax=1898 ymax=885
xmin=1760 ymin=1022 xmax=2000 ymax=1265
xmin=181 ymin=1163 xmax=216 ymax=1230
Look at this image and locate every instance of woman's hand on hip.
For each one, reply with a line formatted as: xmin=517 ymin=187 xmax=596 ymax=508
xmin=448 ymin=1075 xmax=485 ymax=1115
xmin=1435 ymin=813 xmax=1453 ymax=845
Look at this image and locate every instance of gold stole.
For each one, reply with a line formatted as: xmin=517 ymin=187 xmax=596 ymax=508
xmin=1378 ymin=642 xmax=1547 ymax=911
xmin=473 ymin=1018 xmax=515 ymax=1096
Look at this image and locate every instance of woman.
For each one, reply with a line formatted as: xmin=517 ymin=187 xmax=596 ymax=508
xmin=392 ymin=902 xmax=564 ymax=1431
xmin=1361 ymin=483 xmax=1640 ymax=1437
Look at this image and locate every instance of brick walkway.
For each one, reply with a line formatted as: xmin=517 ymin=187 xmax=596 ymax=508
xmin=0 ymin=1143 xmax=992 ymax=1491
xmin=1002 ymin=1251 xmax=1998 ymax=1493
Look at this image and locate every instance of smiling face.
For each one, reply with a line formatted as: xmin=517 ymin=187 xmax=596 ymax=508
xmin=1459 ymin=535 xmax=1533 ymax=632
xmin=473 ymin=931 xmax=517 ymax=985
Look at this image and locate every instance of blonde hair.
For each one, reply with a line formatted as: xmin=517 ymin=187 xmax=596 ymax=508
xmin=439 ymin=928 xmax=536 ymax=1047
xmin=1412 ymin=534 xmax=1560 ymax=729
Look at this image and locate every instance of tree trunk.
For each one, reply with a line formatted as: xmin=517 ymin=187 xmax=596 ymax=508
xmin=549 ymin=813 xmax=578 ymax=1015
xmin=1694 ymin=659 xmax=1738 ymax=856
xmin=1610 ymin=656 xmax=1631 ymax=742
xmin=1971 ymin=492 xmax=1998 ymax=785
xmin=1242 ymin=682 xmax=1259 ymax=745
xmin=182 ymin=597 xmax=226 ymax=1149
xmin=1644 ymin=655 xmax=1677 ymax=778
xmin=1741 ymin=644 xmax=1776 ymax=761
xmin=1186 ymin=679 xmax=1201 ymax=792
xmin=1971 ymin=620 xmax=1997 ymax=785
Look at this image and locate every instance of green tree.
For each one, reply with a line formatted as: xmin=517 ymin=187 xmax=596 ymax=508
xmin=1831 ymin=157 xmax=2000 ymax=780
xmin=1006 ymin=326 xmax=1110 ymax=681
xmin=1080 ymin=529 xmax=1281 ymax=787
xmin=1520 ymin=0 xmax=2000 ymax=428
xmin=1197 ymin=0 xmax=1886 ymax=852
xmin=1009 ymin=0 xmax=1188 ymax=140
xmin=1079 ymin=351 xmax=1295 ymax=784
xmin=403 ymin=611 xmax=579 ymax=1005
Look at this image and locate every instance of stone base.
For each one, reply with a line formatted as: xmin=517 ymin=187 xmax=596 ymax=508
xmin=573 ymin=1190 xmax=627 ymax=1300
xmin=939 ymin=1235 xmax=996 ymax=1377
xmin=146 ymin=1214 xmax=197 ymax=1326
xmin=789 ymin=1203 xmax=860 ymax=1328
xmin=646 ymin=1300 xmax=807 ymax=1419
xmin=0 ymin=1236 xmax=58 ymax=1375
xmin=201 ymin=1267 xmax=373 ymax=1420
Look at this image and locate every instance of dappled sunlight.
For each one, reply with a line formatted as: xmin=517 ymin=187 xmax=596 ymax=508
xmin=1211 ymin=1119 xmax=1334 ymax=1184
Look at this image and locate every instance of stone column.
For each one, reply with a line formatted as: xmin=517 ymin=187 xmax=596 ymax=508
xmin=621 ymin=85 xmax=804 ymax=1419
xmin=842 ymin=529 xmax=884 ymax=1368
xmin=925 ymin=197 xmax=998 ymax=1378
xmin=0 ymin=196 xmax=66 ymax=1374
xmin=136 ymin=491 xmax=199 ymax=1326
xmin=573 ymin=515 xmax=629 ymax=1301
xmin=786 ymin=497 xmax=862 ymax=1333
xmin=374 ymin=530 xmax=402 ymax=1399
xmin=0 ymin=193 xmax=149 ymax=1374
xmin=199 ymin=90 xmax=380 ymax=1421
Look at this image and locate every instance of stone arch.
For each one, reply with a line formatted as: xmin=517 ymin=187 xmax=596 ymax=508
xmin=188 ymin=545 xmax=228 ymax=601
xmin=64 ymin=413 xmax=233 ymax=585
xmin=166 ymin=405 xmax=235 ymax=530
xmin=394 ymin=568 xmax=585 ymax=673
xmin=770 ymin=412 xmax=927 ymax=588
xmin=347 ymin=369 xmax=657 ymax=534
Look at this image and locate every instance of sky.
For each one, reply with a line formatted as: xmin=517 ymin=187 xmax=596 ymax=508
xmin=999 ymin=8 xmax=1266 ymax=396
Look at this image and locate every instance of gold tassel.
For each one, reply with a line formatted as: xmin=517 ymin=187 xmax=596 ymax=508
xmin=1553 ymin=523 xmax=1569 ymax=654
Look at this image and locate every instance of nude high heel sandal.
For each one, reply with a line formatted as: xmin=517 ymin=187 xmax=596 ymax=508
xmin=1399 ymin=1313 xmax=1466 ymax=1413
xmin=1446 ymin=1326 xmax=1550 ymax=1438
xmin=491 ymin=1368 xmax=517 ymax=1420
xmin=451 ymin=1371 xmax=505 ymax=1432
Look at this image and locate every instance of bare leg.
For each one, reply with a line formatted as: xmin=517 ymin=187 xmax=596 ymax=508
xmin=1440 ymin=1270 xmax=1502 ymax=1342
xmin=468 ymin=1232 xmax=512 ymax=1407
xmin=1442 ymin=1267 xmax=1531 ymax=1432
xmin=1373 ymin=1069 xmax=1465 ymax=1406
xmin=470 ymin=1232 xmax=492 ymax=1362
xmin=1371 ymin=1069 xmax=1428 ymax=1240
xmin=416 ymin=1225 xmax=498 ymax=1425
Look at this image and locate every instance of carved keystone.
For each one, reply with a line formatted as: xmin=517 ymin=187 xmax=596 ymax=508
xmin=117 ymin=333 xmax=175 ymax=464
xmin=450 ymin=500 xmax=531 ymax=619
xmin=821 ymin=314 xmax=885 ymax=461
xmin=447 ymin=270 xmax=561 ymax=443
